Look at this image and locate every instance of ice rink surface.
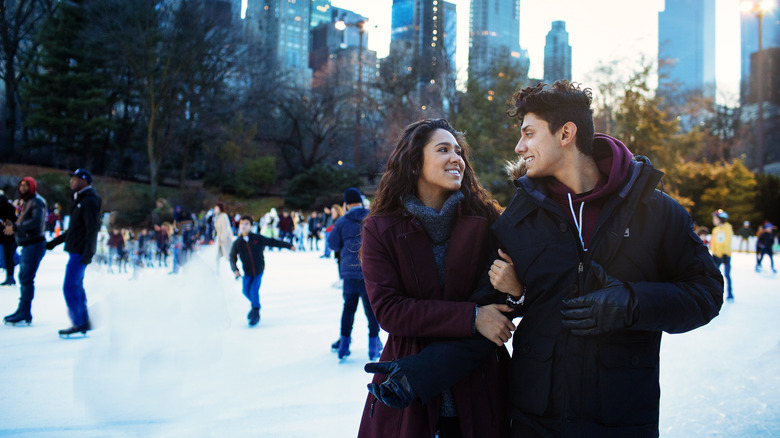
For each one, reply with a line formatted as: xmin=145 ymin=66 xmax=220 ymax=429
xmin=0 ymin=245 xmax=778 ymax=437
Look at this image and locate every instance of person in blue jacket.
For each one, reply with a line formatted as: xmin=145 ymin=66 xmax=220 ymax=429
xmin=365 ymin=81 xmax=724 ymax=437
xmin=229 ymin=215 xmax=295 ymax=326
xmin=328 ymin=187 xmax=381 ymax=361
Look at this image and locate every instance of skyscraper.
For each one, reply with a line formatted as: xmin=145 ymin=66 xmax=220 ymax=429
xmin=390 ymin=0 xmax=457 ymax=114
xmin=244 ymin=0 xmax=312 ymax=87
xmin=468 ymin=0 xmax=529 ymax=84
xmin=543 ymin=21 xmax=571 ymax=83
xmin=657 ymin=0 xmax=716 ymax=97
xmin=740 ymin=0 xmax=780 ymax=104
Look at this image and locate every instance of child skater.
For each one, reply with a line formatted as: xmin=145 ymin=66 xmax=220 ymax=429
xmin=229 ymin=215 xmax=295 ymax=326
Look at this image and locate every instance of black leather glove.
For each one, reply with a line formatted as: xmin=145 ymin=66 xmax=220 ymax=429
xmin=81 ymin=254 xmax=93 ymax=265
xmin=45 ymin=241 xmax=56 ymax=250
xmin=364 ymin=361 xmax=417 ymax=409
xmin=561 ymin=263 xmax=637 ymax=336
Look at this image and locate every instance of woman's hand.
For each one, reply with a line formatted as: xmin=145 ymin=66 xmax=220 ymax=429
xmin=489 ymin=249 xmax=524 ymax=297
xmin=476 ymin=304 xmax=516 ymax=346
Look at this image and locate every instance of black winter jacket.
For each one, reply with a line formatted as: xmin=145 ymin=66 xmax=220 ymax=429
xmin=48 ymin=187 xmax=102 ymax=261
xmin=13 ymin=194 xmax=47 ymax=246
xmin=395 ymin=158 xmax=723 ymax=438
xmin=229 ymin=233 xmax=292 ymax=277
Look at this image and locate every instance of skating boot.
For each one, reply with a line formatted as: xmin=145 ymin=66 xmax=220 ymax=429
xmin=331 ymin=338 xmax=341 ymax=352
xmin=59 ymin=321 xmax=91 ymax=337
xmin=4 ymin=310 xmax=32 ymax=326
xmin=368 ymin=336 xmax=383 ymax=361
xmin=0 ymin=279 xmax=16 ymax=286
xmin=337 ymin=336 xmax=351 ymax=360
xmin=248 ymin=307 xmax=260 ymax=326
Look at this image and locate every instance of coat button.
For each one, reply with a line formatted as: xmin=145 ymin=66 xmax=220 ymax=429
xmin=558 ymin=223 xmax=567 ymax=232
xmin=630 ymin=355 xmax=640 ymax=366
xmin=522 ymin=345 xmax=531 ymax=354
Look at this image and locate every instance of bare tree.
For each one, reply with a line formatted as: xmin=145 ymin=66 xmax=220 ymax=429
xmin=0 ymin=0 xmax=55 ymax=159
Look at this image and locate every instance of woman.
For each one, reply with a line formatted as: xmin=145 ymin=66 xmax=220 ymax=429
xmin=358 ymin=119 xmax=515 ymax=438
xmin=213 ymin=203 xmax=234 ymax=273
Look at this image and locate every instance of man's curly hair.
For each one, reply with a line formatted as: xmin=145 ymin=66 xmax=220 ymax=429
xmin=507 ymin=80 xmax=595 ymax=155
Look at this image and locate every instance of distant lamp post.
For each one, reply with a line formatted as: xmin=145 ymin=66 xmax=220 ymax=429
xmin=741 ymin=0 xmax=775 ymax=173
xmin=335 ymin=17 xmax=367 ymax=174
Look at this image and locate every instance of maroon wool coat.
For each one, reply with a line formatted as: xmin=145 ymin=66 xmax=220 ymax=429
xmin=358 ymin=209 xmax=509 ymax=438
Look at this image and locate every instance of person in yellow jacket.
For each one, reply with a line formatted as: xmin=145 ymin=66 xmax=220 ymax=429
xmin=712 ymin=209 xmax=733 ymax=301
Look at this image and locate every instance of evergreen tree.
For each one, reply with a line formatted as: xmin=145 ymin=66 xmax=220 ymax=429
xmin=22 ymin=0 xmax=113 ymax=167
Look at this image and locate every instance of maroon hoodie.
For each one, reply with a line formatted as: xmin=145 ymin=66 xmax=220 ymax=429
xmin=18 ymin=176 xmax=38 ymax=201
xmin=545 ymin=133 xmax=633 ymax=250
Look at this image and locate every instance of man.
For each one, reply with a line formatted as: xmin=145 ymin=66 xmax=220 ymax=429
xmin=737 ymin=220 xmax=752 ymax=252
xmin=3 ymin=177 xmax=47 ymax=325
xmin=0 ymin=190 xmax=17 ymax=286
xmin=46 ymin=169 xmax=102 ymax=337
xmin=230 ymin=215 xmax=295 ymax=326
xmin=711 ymin=209 xmax=734 ymax=301
xmin=366 ymin=81 xmax=723 ymax=437
xmin=328 ymin=187 xmax=381 ymax=361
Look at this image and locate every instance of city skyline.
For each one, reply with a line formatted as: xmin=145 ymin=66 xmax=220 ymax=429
xmin=331 ymin=0 xmax=742 ymax=104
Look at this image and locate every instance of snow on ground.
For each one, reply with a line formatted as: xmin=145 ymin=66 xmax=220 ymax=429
xmin=0 ymin=246 xmax=778 ymax=437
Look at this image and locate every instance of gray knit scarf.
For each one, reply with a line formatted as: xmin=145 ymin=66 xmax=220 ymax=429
xmin=403 ymin=191 xmax=463 ymax=287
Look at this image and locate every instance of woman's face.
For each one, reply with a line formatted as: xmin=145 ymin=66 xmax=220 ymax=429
xmin=214 ymin=205 xmax=221 ymax=214
xmin=416 ymin=128 xmax=465 ymax=204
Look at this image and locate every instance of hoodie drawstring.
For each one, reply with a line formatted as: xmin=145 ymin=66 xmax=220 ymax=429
xmin=567 ymin=193 xmax=587 ymax=252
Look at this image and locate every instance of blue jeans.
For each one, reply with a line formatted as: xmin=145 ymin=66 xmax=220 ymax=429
xmin=322 ymin=231 xmax=331 ymax=257
xmin=63 ymin=252 xmax=89 ymax=326
xmin=341 ymin=278 xmax=379 ymax=337
xmin=712 ymin=255 xmax=732 ymax=299
xmin=242 ymin=273 xmax=263 ymax=308
xmin=18 ymin=241 xmax=46 ymax=312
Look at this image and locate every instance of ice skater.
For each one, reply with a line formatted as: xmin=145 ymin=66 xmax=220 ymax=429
xmin=711 ymin=209 xmax=734 ymax=300
xmin=3 ymin=177 xmax=47 ymax=326
xmin=229 ymin=215 xmax=295 ymax=326
xmin=327 ymin=187 xmax=381 ymax=361
xmin=756 ymin=223 xmax=776 ymax=273
xmin=46 ymin=169 xmax=102 ymax=337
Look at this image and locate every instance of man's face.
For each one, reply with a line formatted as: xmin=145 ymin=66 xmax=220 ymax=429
xmin=69 ymin=176 xmax=84 ymax=191
xmin=515 ymin=113 xmax=565 ymax=179
xmin=18 ymin=181 xmax=29 ymax=195
xmin=239 ymin=220 xmax=252 ymax=235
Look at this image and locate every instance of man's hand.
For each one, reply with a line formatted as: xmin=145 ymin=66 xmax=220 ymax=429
xmin=365 ymin=361 xmax=417 ymax=409
xmin=489 ymin=249 xmax=524 ymax=297
xmin=289 ymin=246 xmax=296 ymax=252
xmin=476 ymin=304 xmax=515 ymax=346
xmin=234 ymin=270 xmax=241 ymax=279
xmin=561 ymin=263 xmax=637 ymax=336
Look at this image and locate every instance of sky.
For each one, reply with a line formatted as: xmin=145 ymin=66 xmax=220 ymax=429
xmin=331 ymin=0 xmax=743 ymax=104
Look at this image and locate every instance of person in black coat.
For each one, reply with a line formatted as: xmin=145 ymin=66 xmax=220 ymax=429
xmin=365 ymin=81 xmax=724 ymax=437
xmin=0 ymin=191 xmax=17 ymax=286
xmin=229 ymin=215 xmax=295 ymax=326
xmin=46 ymin=169 xmax=102 ymax=337
xmin=3 ymin=177 xmax=47 ymax=325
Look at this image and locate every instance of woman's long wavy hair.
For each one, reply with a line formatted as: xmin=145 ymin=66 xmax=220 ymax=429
xmin=368 ymin=119 xmax=501 ymax=224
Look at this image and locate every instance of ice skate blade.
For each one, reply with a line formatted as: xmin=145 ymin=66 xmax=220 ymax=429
xmin=59 ymin=332 xmax=88 ymax=338
xmin=4 ymin=320 xmax=31 ymax=326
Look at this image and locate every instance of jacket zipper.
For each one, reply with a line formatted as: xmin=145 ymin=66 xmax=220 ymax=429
xmin=245 ymin=240 xmax=256 ymax=275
